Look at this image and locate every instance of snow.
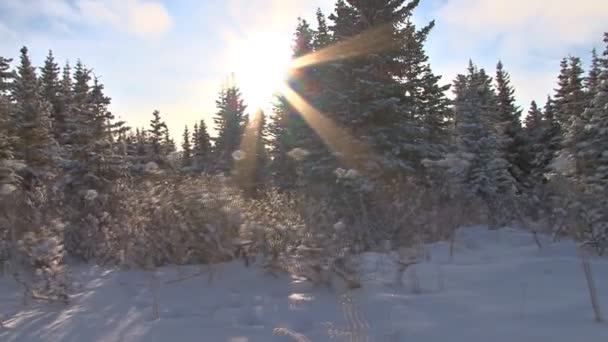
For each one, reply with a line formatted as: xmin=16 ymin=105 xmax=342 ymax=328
xmin=2 ymin=226 xmax=607 ymax=341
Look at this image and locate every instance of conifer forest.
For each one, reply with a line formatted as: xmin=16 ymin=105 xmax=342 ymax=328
xmin=0 ymin=1 xmax=607 ymax=341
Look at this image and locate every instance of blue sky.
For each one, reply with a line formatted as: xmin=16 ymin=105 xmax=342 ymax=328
xmin=1 ymin=0 xmax=607 ymax=139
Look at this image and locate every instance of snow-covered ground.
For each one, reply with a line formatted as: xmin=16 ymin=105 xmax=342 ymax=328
xmin=1 ymin=226 xmax=607 ymax=341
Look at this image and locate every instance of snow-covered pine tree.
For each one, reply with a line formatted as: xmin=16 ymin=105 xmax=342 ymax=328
xmin=236 ymin=109 xmax=269 ymax=196
xmin=58 ymin=60 xmax=129 ymax=259
xmin=148 ymin=110 xmax=167 ymax=158
xmin=162 ymin=125 xmax=176 ymax=156
xmin=87 ymin=76 xmax=128 ymax=177
xmin=40 ymin=51 xmax=63 ymax=142
xmin=585 ymin=49 xmax=601 ymax=105
xmin=533 ymin=96 xmax=562 ymax=178
xmin=0 ymin=56 xmax=19 ymax=195
xmin=559 ymin=56 xmax=587 ymax=178
xmin=11 ymin=47 xmax=56 ymax=171
xmin=580 ymin=33 xmax=608 ymax=193
xmin=193 ymin=119 xmax=212 ymax=170
xmin=323 ymin=0 xmax=449 ymax=177
xmin=401 ymin=19 xmax=452 ymax=165
xmin=268 ymin=18 xmax=327 ymax=188
xmin=524 ymin=100 xmax=544 ymax=178
xmin=554 ymin=57 xmax=571 ymax=128
xmin=56 ymin=62 xmax=73 ymax=145
xmin=181 ymin=125 xmax=192 ymax=168
xmin=313 ymin=8 xmax=332 ymax=49
xmin=449 ymin=62 xmax=518 ymax=226
xmin=495 ymin=61 xmax=529 ymax=182
xmin=212 ymin=80 xmax=247 ymax=174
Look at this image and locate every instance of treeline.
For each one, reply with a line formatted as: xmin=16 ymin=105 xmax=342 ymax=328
xmin=0 ymin=0 xmax=607 ymax=302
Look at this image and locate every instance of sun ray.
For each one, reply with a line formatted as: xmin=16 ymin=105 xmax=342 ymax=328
xmin=233 ymin=109 xmax=264 ymax=193
xmin=290 ymin=23 xmax=396 ymax=70
xmin=277 ymin=82 xmax=373 ymax=172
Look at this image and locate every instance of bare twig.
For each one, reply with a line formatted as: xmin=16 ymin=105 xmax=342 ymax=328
xmin=580 ymin=253 xmax=603 ymax=322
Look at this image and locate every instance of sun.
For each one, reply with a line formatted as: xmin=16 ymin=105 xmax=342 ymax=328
xmin=227 ymin=32 xmax=293 ymax=111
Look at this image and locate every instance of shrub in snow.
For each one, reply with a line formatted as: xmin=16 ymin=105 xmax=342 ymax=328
xmin=545 ymin=175 xmax=607 ymax=255
xmin=1 ymin=183 xmax=70 ymax=303
xmin=113 ymin=175 xmax=244 ymax=267
xmin=19 ymin=220 xmax=69 ymax=303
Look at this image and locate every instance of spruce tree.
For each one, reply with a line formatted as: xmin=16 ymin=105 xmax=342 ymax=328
xmin=12 ymin=47 xmax=55 ymax=169
xmin=56 ymin=62 xmax=73 ymax=144
xmin=193 ymin=119 xmax=212 ymax=169
xmin=269 ymin=19 xmax=327 ymax=188
xmin=237 ymin=110 xmax=268 ymax=196
xmin=321 ymin=0 xmax=451 ymax=177
xmin=148 ymin=110 xmax=167 ymax=157
xmin=586 ymin=49 xmax=601 ymax=97
xmin=181 ymin=125 xmax=192 ymax=167
xmin=579 ymin=33 xmax=608 ymax=192
xmin=447 ymin=62 xmax=517 ymax=225
xmin=40 ymin=50 xmax=62 ymax=140
xmin=192 ymin=122 xmax=199 ymax=153
xmin=162 ymin=125 xmax=176 ymax=155
xmin=495 ymin=61 xmax=528 ymax=181
xmin=534 ymin=96 xmax=562 ymax=177
xmin=554 ymin=57 xmax=571 ymax=128
xmin=0 ymin=56 xmax=17 ymax=191
xmin=313 ymin=9 xmax=332 ymax=49
xmin=212 ymin=82 xmax=247 ymax=173
xmin=560 ymin=56 xmax=587 ymax=177
xmin=0 ymin=56 xmax=14 ymax=95
xmin=524 ymin=101 xmax=544 ymax=177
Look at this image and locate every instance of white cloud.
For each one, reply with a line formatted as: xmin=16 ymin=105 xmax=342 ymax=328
xmin=434 ymin=0 xmax=608 ymax=54
xmin=127 ymin=1 xmax=172 ymax=38
xmin=0 ymin=0 xmax=172 ymax=39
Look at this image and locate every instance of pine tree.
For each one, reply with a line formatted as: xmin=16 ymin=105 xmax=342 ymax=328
xmin=313 ymin=9 xmax=332 ymax=49
xmin=181 ymin=125 xmax=192 ymax=167
xmin=40 ymin=51 xmax=62 ymax=141
xmin=88 ymin=76 xmax=128 ymax=176
xmin=237 ymin=110 xmax=268 ymax=196
xmin=162 ymin=125 xmax=175 ymax=155
xmin=448 ymin=62 xmax=517 ymax=225
xmin=192 ymin=122 xmax=199 ymax=153
xmin=0 ymin=56 xmax=17 ymax=191
xmin=12 ymin=47 xmax=55 ymax=169
xmin=495 ymin=61 xmax=528 ymax=181
xmin=56 ymin=62 xmax=73 ymax=144
xmin=525 ymin=101 xmax=543 ymax=131
xmin=0 ymin=56 xmax=14 ymax=95
xmin=579 ymin=33 xmax=608 ymax=192
xmin=560 ymin=56 xmax=587 ymax=177
xmin=524 ymin=101 xmax=544 ymax=177
xmin=401 ymin=19 xmax=452 ymax=164
xmin=269 ymin=19 xmax=327 ymax=188
xmin=585 ymin=49 xmax=601 ymax=100
xmin=535 ymin=96 xmax=562 ymax=177
xmin=328 ymin=0 xmax=359 ymax=40
xmin=554 ymin=57 xmax=572 ymax=129
xmin=193 ymin=119 xmax=212 ymax=169
xmin=148 ymin=110 xmax=167 ymax=157
xmin=212 ymin=82 xmax=247 ymax=173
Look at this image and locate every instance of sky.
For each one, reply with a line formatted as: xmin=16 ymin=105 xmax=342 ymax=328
xmin=1 ymin=0 xmax=607 ymax=140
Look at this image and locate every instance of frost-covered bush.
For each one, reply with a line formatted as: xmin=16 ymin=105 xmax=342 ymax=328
xmin=545 ymin=175 xmax=607 ymax=255
xmin=241 ymin=189 xmax=359 ymax=287
xmin=19 ymin=220 xmax=69 ymax=303
xmin=0 ymin=181 xmax=70 ymax=303
xmin=110 ymin=175 xmax=245 ymax=267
